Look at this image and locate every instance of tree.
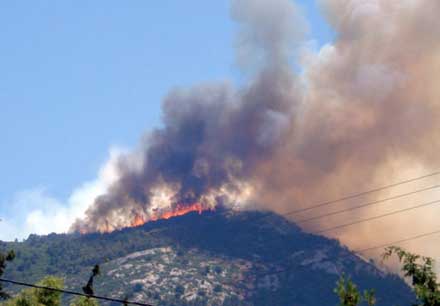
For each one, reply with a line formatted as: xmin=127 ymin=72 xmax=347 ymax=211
xmin=335 ymin=274 xmax=361 ymax=306
xmin=384 ymin=246 xmax=440 ymax=306
xmin=3 ymin=276 xmax=63 ymax=306
xmin=70 ymin=296 xmax=100 ymax=306
xmin=5 ymin=289 xmax=35 ymax=306
xmin=334 ymin=274 xmax=376 ymax=306
xmin=34 ymin=276 xmax=64 ymax=306
xmin=0 ymin=250 xmax=15 ymax=299
xmin=363 ymin=289 xmax=376 ymax=306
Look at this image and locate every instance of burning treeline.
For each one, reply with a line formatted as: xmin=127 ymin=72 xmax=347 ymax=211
xmin=71 ymin=0 xmax=440 ymax=253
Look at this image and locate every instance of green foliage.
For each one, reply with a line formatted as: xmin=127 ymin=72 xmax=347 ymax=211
xmin=384 ymin=246 xmax=440 ymax=306
xmin=0 ymin=250 xmax=15 ymax=299
xmin=334 ymin=274 xmax=376 ymax=306
xmin=70 ymin=296 xmax=100 ymax=306
xmin=334 ymin=246 xmax=440 ymax=306
xmin=2 ymin=276 xmax=63 ymax=306
xmin=3 ymin=288 xmax=36 ymax=306
xmin=1 ymin=212 xmax=415 ymax=306
xmin=34 ymin=276 xmax=63 ymax=306
xmin=335 ymin=275 xmax=362 ymax=306
xmin=363 ymin=289 xmax=376 ymax=306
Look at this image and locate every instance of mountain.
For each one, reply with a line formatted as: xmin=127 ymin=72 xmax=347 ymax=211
xmin=1 ymin=209 xmax=413 ymax=306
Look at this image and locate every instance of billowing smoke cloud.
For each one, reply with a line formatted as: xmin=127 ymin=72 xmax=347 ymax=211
xmin=71 ymin=0 xmax=306 ymax=233
xmin=0 ymin=148 xmax=122 ymax=241
xmin=72 ymin=0 xmax=440 ymax=258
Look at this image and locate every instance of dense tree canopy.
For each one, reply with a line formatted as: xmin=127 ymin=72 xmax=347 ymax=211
xmin=0 ymin=250 xmax=15 ymax=300
xmin=2 ymin=276 xmax=63 ymax=306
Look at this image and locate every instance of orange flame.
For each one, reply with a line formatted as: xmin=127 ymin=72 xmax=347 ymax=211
xmin=129 ymin=203 xmax=210 ymax=228
xmin=131 ymin=214 xmax=146 ymax=227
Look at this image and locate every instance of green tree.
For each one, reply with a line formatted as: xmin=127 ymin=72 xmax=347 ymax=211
xmin=34 ymin=276 xmax=64 ymax=306
xmin=0 ymin=250 xmax=15 ymax=299
xmin=70 ymin=296 xmax=100 ymax=306
xmin=2 ymin=276 xmax=63 ymax=306
xmin=384 ymin=246 xmax=440 ymax=306
xmin=334 ymin=274 xmax=376 ymax=306
xmin=5 ymin=289 xmax=36 ymax=306
xmin=363 ymin=289 xmax=376 ymax=306
xmin=335 ymin=274 xmax=361 ymax=306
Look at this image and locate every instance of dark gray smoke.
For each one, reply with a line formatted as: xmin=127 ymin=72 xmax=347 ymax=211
xmin=72 ymin=0 xmax=440 ymax=251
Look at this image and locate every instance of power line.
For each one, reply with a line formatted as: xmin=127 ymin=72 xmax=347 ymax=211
xmin=280 ymin=171 xmax=440 ymax=217
xmin=68 ymin=172 xmax=440 ymax=289
xmin=356 ymin=229 xmax=440 ymax=253
xmin=246 ymin=172 xmax=440 ymax=278
xmin=88 ymin=171 xmax=440 ymax=236
xmin=296 ymin=184 xmax=440 ymax=224
xmin=4 ymin=173 xmax=438 ymax=304
xmin=142 ymin=197 xmax=440 ymax=276
xmin=254 ymin=228 xmax=440 ymax=279
xmin=0 ymin=278 xmax=155 ymax=306
xmin=134 ymin=176 xmax=440 ymax=261
xmin=243 ymin=176 xmax=440 ymax=280
xmin=315 ymin=199 xmax=440 ymax=234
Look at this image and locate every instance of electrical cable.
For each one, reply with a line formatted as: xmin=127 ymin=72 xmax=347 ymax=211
xmin=0 ymin=278 xmax=155 ymax=306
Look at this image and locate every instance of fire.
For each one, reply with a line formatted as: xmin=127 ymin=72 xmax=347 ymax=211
xmin=152 ymin=203 xmax=205 ymax=221
xmin=131 ymin=214 xmax=146 ymax=227
xmin=130 ymin=203 xmax=210 ymax=228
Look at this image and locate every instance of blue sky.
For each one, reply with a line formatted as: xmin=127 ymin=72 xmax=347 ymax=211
xmin=0 ymin=1 xmax=333 ymax=240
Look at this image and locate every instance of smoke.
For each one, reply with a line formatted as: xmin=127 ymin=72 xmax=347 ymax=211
xmin=0 ymin=148 xmax=122 ymax=241
xmin=232 ymin=0 xmax=306 ymax=70
xmin=71 ymin=0 xmax=306 ymax=233
xmin=71 ymin=0 xmax=440 ymax=259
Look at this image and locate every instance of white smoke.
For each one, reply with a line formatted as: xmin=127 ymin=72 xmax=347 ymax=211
xmin=0 ymin=148 xmax=122 ymax=241
xmin=3 ymin=0 xmax=440 ymax=269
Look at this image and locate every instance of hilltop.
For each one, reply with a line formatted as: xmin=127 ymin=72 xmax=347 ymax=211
xmin=1 ymin=209 xmax=413 ymax=305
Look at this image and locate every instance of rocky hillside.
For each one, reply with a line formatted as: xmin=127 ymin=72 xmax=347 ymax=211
xmin=1 ymin=209 xmax=414 ymax=305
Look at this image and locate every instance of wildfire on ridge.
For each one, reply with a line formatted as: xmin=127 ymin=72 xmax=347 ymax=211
xmin=130 ymin=203 xmax=210 ymax=228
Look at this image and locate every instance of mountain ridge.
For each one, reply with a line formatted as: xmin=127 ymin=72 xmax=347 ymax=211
xmin=1 ymin=209 xmax=414 ymax=305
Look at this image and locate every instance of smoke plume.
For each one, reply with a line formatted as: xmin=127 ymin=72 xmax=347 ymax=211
xmin=72 ymin=0 xmax=440 ymax=258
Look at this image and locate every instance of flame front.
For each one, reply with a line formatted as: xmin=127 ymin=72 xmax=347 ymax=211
xmin=131 ymin=214 xmax=146 ymax=227
xmin=130 ymin=203 xmax=210 ymax=228
xmin=151 ymin=203 xmax=205 ymax=221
